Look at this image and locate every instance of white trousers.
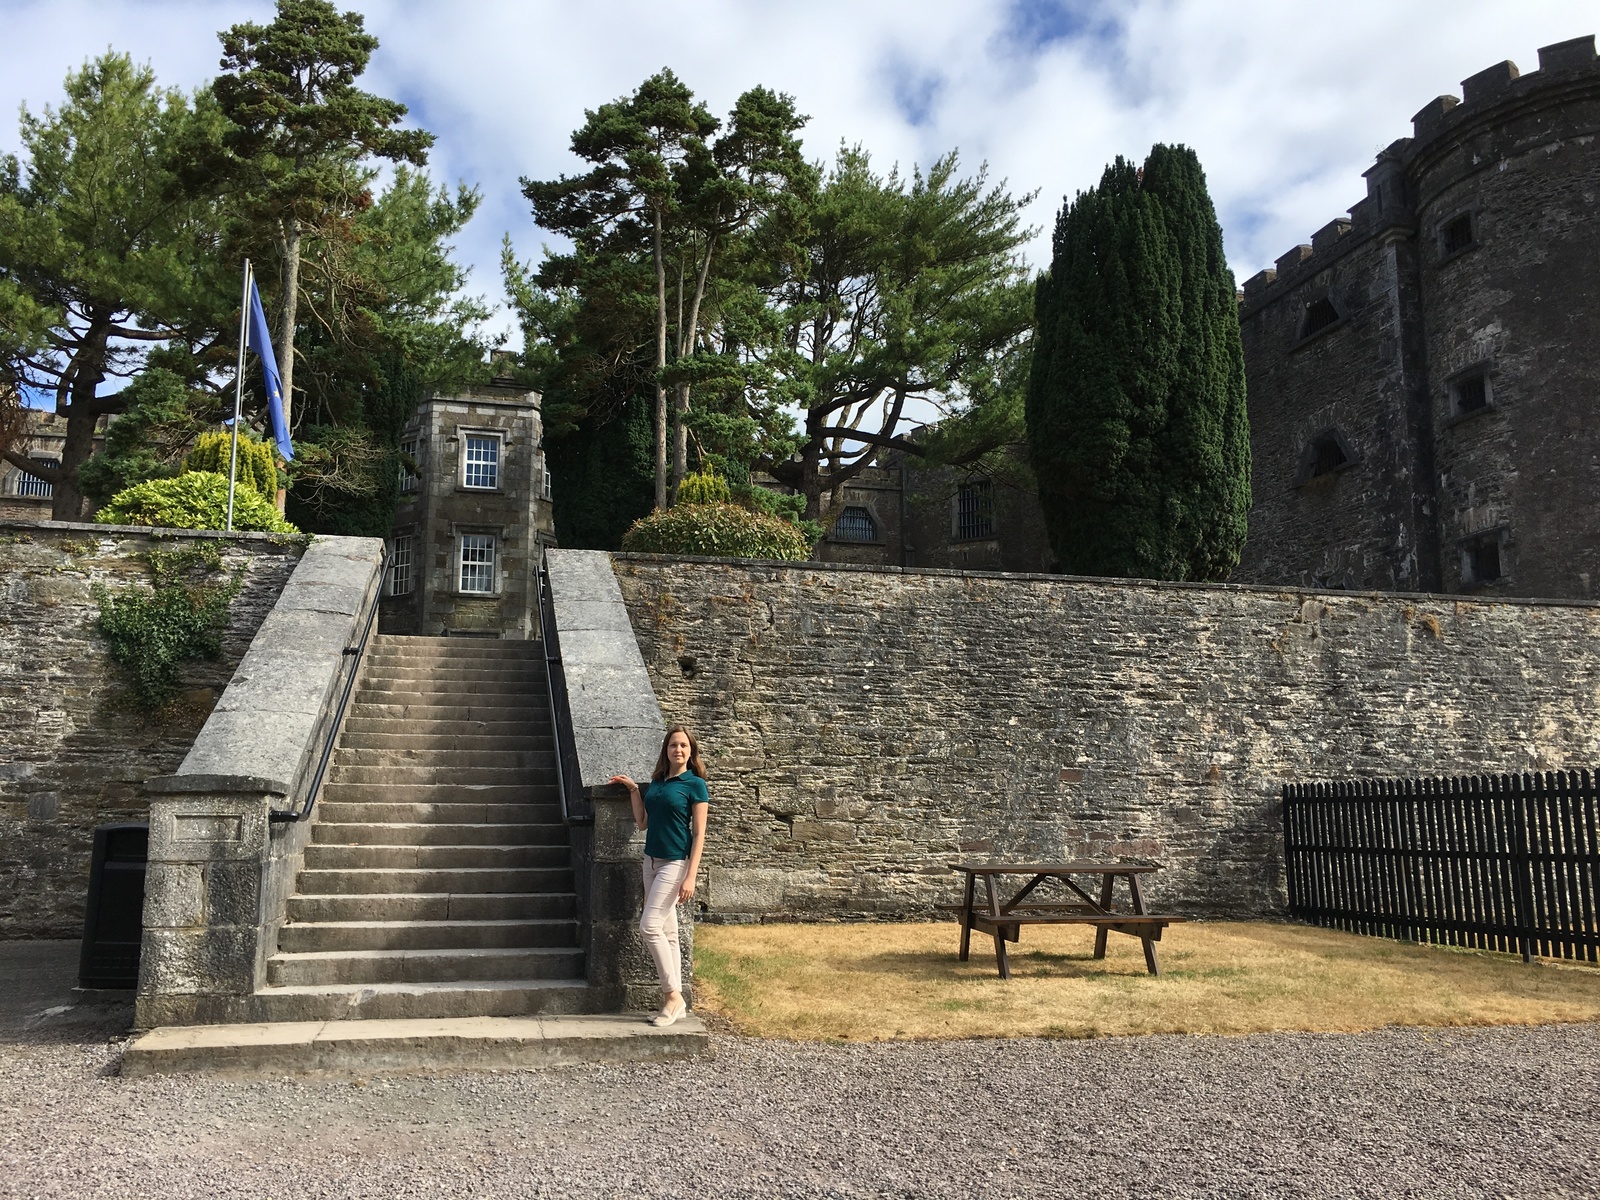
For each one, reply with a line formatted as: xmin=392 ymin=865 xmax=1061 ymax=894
xmin=640 ymin=855 xmax=689 ymax=997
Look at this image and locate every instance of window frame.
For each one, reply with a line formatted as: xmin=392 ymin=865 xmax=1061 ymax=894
xmin=388 ymin=533 xmax=415 ymax=597
xmin=457 ymin=531 xmax=498 ymax=595
xmin=1445 ymin=364 xmax=1495 ymax=425
xmin=952 ymin=479 xmax=996 ymax=542
xmin=13 ymin=456 xmax=58 ymax=499
xmin=830 ymin=505 xmax=881 ymax=544
xmin=459 ymin=431 xmax=503 ymax=492
xmin=1458 ymin=528 xmax=1507 ymax=590
xmin=1437 ymin=209 xmax=1478 ymax=264
xmin=398 ymin=435 xmax=421 ymax=495
xmin=1295 ymin=428 xmax=1360 ymax=486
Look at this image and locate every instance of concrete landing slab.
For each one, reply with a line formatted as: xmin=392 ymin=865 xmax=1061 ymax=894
xmin=121 ymin=1013 xmax=708 ymax=1079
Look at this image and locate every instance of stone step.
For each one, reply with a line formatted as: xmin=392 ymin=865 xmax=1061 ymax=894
xmin=286 ymin=891 xmax=577 ymax=924
xmin=326 ymin=765 xmax=558 ymax=787
xmin=371 ymin=634 xmax=541 ymax=652
xmin=122 ymin=1015 xmax=708 ymax=1080
xmin=331 ymin=748 xmax=554 ymax=770
xmin=302 ymin=844 xmax=571 ymax=871
xmin=312 ymin=822 xmax=569 ymax=847
xmin=340 ymin=718 xmax=543 ymax=738
xmin=360 ymin=666 xmax=542 ymax=683
xmin=317 ymin=800 xmax=564 ymax=824
xmin=278 ymin=918 xmax=579 ymax=954
xmin=296 ymin=866 xmax=575 ymax=895
xmin=356 ymin=682 xmax=545 ymax=700
xmin=348 ymin=703 xmax=548 ymax=722
xmin=337 ymin=733 xmax=552 ymax=753
xmin=266 ymin=946 xmax=586 ymax=987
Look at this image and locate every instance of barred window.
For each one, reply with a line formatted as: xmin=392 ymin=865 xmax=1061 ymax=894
xmin=399 ymin=437 xmax=420 ymax=493
xmin=955 ymin=480 xmax=994 ymax=540
xmin=1451 ymin=371 xmax=1489 ymax=417
xmin=389 ymin=535 xmax=414 ymax=596
xmin=1299 ymin=297 xmax=1341 ymax=339
xmin=1440 ymin=213 xmax=1474 ymax=257
xmin=14 ymin=457 xmax=57 ymax=498
xmin=832 ymin=506 xmax=877 ymax=542
xmin=459 ymin=534 xmax=496 ymax=594
xmin=463 ymin=435 xmax=500 ymax=489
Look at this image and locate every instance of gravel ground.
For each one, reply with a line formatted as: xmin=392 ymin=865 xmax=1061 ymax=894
xmin=2 ymin=994 xmax=1597 ymax=1200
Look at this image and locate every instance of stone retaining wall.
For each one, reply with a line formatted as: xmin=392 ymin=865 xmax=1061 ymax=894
xmin=611 ymin=555 xmax=1600 ymax=920
xmin=0 ymin=522 xmax=305 ymax=939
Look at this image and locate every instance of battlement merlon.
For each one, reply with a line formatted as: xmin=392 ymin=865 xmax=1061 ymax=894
xmin=1239 ymin=35 xmax=1599 ymax=316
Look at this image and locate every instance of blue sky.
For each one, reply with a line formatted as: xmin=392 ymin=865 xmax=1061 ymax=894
xmin=2 ymin=0 xmax=1595 ymax=389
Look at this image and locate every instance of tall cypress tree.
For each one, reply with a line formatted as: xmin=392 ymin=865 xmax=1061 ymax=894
xmin=1026 ymin=145 xmax=1249 ymax=580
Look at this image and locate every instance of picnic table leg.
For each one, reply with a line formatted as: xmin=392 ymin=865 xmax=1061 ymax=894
xmin=958 ymin=871 xmax=975 ymax=962
xmin=1128 ymin=874 xmax=1161 ymax=977
xmin=985 ymin=875 xmax=1010 ymax=979
xmin=1091 ymin=873 xmax=1115 ymax=960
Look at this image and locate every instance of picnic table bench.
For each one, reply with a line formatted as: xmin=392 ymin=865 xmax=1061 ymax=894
xmin=941 ymin=861 xmax=1185 ymax=979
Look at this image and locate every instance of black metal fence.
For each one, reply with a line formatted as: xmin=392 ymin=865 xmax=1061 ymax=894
xmin=1283 ymin=771 xmax=1600 ymax=962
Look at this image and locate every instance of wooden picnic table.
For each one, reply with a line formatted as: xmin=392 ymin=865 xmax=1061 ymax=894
xmin=943 ymin=861 xmax=1185 ymax=979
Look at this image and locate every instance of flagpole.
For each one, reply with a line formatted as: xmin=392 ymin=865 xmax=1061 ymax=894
xmin=226 ymin=259 xmax=251 ymax=533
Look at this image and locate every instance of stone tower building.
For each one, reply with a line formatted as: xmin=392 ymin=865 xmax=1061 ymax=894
xmin=1232 ymin=35 xmax=1600 ymax=600
xmin=379 ymin=382 xmax=555 ymax=638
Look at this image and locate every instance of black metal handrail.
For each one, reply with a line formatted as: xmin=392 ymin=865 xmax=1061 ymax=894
xmin=537 ymin=548 xmax=591 ymax=826
xmin=268 ymin=550 xmax=391 ymax=824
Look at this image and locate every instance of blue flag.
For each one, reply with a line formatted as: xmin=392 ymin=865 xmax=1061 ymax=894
xmin=246 ymin=279 xmax=293 ymax=461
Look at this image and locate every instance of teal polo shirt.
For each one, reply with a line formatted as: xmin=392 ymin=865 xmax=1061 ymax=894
xmin=642 ymin=771 xmax=709 ymax=861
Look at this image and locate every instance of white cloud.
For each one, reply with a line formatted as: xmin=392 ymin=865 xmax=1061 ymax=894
xmin=1 ymin=0 xmax=1594 ymax=352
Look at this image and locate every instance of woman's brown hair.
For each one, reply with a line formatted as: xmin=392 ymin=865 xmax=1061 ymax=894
xmin=651 ymin=725 xmax=707 ymax=782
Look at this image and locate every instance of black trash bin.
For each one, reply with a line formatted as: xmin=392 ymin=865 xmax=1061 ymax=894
xmin=78 ymin=822 xmax=149 ymax=989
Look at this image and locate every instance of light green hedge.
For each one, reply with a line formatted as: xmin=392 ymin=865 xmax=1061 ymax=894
xmin=621 ymin=502 xmax=811 ymax=561
xmin=95 ymin=471 xmax=299 ymax=534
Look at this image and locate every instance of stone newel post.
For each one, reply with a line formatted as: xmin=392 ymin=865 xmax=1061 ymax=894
xmin=587 ymin=791 xmax=694 ymax=1010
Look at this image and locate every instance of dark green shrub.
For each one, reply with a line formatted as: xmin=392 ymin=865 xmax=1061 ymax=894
xmin=621 ymin=502 xmax=811 ymax=560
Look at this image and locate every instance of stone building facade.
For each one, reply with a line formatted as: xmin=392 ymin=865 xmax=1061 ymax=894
xmin=379 ymin=383 xmax=556 ymax=638
xmin=810 ymin=451 xmax=1056 ymax=574
xmin=1234 ymin=35 xmax=1600 ymax=600
xmin=0 ymin=410 xmax=107 ymax=521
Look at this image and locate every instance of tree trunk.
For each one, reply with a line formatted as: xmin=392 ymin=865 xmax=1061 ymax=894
xmin=49 ymin=316 xmax=112 ymax=522
xmin=671 ymin=233 xmax=716 ymax=497
xmin=275 ymin=219 xmax=301 ymax=436
xmin=651 ymin=208 xmax=668 ymax=510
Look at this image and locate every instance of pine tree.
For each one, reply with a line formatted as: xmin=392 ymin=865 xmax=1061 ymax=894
xmin=1026 ymin=145 xmax=1249 ymax=580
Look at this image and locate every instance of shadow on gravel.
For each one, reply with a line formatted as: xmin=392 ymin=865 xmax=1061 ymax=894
xmin=0 ymin=940 xmax=134 ymax=1054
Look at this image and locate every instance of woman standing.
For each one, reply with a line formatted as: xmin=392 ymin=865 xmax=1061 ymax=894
xmin=609 ymin=725 xmax=709 ymax=1027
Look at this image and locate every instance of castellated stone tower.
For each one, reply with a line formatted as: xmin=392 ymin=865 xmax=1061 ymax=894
xmin=1233 ymin=35 xmax=1600 ymax=600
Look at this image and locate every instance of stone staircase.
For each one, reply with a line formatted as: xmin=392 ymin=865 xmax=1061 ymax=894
xmin=255 ymin=634 xmax=591 ymax=1022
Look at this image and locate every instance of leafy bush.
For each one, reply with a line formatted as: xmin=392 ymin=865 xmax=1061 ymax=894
xmin=185 ymin=430 xmax=280 ymax=500
xmin=676 ymin=469 xmax=732 ymax=506
xmin=93 ymin=545 xmax=245 ymax=710
xmin=95 ymin=471 xmax=298 ymax=533
xmin=78 ymin=368 xmax=217 ymax=507
xmin=736 ymin=484 xmax=826 ymax=544
xmin=621 ymin=502 xmax=812 ymax=560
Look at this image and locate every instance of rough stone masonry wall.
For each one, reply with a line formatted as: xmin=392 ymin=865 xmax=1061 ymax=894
xmin=0 ymin=522 xmax=304 ymax=939
xmin=612 ymin=556 xmax=1600 ymax=921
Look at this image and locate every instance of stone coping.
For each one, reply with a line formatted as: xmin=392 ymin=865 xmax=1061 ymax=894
xmin=0 ymin=517 xmax=308 ymax=543
xmin=610 ymin=552 xmax=1600 ymax=611
xmin=546 ymin=549 xmax=666 ymax=791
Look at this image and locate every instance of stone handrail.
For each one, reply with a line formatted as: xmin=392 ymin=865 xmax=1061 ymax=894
xmin=543 ymin=549 xmax=688 ymax=1008
xmin=136 ymin=535 xmax=386 ymax=1028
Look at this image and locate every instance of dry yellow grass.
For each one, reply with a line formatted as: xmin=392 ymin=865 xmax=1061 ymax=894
xmin=692 ymin=920 xmax=1600 ymax=1041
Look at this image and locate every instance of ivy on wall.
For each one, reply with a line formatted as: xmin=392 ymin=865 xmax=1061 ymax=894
xmin=93 ymin=544 xmax=245 ymax=710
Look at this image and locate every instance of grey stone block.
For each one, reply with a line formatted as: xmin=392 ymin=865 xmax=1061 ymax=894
xmin=572 ymin=725 xmax=669 ymax=790
xmin=565 ymin=663 xmax=666 ymax=728
xmin=142 ymin=863 xmax=205 ymax=928
xmin=547 ymin=549 xmax=625 ymax=608
xmin=138 ymin=925 xmax=259 ymax=997
xmin=204 ymin=859 xmax=265 ymax=927
xmin=148 ymin=797 xmax=270 ymax=863
xmin=549 ymin=599 xmax=637 ymax=634
xmin=559 ymin=627 xmax=654 ymax=671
